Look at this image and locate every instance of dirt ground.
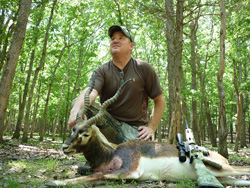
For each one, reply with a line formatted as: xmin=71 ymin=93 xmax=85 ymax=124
xmin=0 ymin=136 xmax=249 ymax=188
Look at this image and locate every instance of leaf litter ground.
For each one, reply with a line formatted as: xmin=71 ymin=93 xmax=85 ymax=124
xmin=0 ymin=135 xmax=249 ymax=188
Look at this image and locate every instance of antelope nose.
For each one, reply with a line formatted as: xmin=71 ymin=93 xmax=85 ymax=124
xmin=62 ymin=144 xmax=69 ymax=151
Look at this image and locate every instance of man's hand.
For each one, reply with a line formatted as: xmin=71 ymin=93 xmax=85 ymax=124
xmin=68 ymin=111 xmax=87 ymax=128
xmin=68 ymin=88 xmax=98 ymax=128
xmin=68 ymin=111 xmax=78 ymax=128
xmin=137 ymin=94 xmax=165 ymax=141
xmin=137 ymin=126 xmax=155 ymax=141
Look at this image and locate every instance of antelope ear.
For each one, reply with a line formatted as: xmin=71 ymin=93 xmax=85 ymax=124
xmin=93 ymin=126 xmax=116 ymax=150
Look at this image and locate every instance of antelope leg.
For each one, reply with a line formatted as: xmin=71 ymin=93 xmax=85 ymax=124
xmin=217 ymin=176 xmax=250 ymax=186
xmin=46 ymin=174 xmax=100 ymax=187
xmin=46 ymin=170 xmax=138 ymax=187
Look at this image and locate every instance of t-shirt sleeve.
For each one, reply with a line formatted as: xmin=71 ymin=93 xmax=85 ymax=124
xmin=141 ymin=62 xmax=163 ymax=99
xmin=87 ymin=67 xmax=104 ymax=95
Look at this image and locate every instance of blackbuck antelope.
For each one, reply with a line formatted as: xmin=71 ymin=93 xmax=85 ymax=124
xmin=47 ymin=75 xmax=250 ymax=187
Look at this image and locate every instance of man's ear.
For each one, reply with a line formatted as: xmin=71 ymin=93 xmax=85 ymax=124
xmin=129 ymin=42 xmax=134 ymax=51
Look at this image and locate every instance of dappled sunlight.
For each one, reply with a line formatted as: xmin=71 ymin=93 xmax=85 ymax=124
xmin=1 ymin=137 xmax=66 ymax=161
xmin=1 ymin=0 xmax=250 ymax=187
xmin=8 ymin=160 xmax=28 ymax=173
xmin=0 ymin=137 xmax=78 ymax=187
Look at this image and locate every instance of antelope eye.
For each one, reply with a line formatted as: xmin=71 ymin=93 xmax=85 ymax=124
xmin=78 ymin=129 xmax=84 ymax=134
xmin=72 ymin=127 xmax=76 ymax=132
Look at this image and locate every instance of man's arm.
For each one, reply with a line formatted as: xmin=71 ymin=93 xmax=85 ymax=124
xmin=68 ymin=88 xmax=98 ymax=127
xmin=137 ymin=94 xmax=165 ymax=141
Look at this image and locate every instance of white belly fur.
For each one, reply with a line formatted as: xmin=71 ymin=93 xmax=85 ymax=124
xmin=135 ymin=156 xmax=197 ymax=182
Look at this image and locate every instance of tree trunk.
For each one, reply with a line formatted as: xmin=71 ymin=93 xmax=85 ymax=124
xmin=23 ymin=0 xmax=56 ymax=141
xmin=12 ymin=86 xmax=23 ymax=139
xmin=190 ymin=18 xmax=200 ymax=145
xmin=21 ymin=13 xmax=44 ymax=142
xmin=199 ymin=98 xmax=204 ymax=143
xmin=245 ymin=92 xmax=249 ymax=144
xmin=181 ymin=76 xmax=188 ymax=136
xmin=164 ymin=0 xmax=176 ymax=137
xmin=39 ymin=45 xmax=65 ymax=141
xmin=240 ymin=93 xmax=246 ymax=148
xmin=157 ymin=121 xmax=162 ymax=142
xmin=197 ymin=55 xmax=209 ymax=143
xmin=165 ymin=0 xmax=184 ymax=144
xmin=235 ymin=41 xmax=246 ymax=148
xmin=229 ymin=105 xmax=234 ymax=143
xmin=52 ymin=78 xmax=66 ymax=141
xmin=249 ymin=122 xmax=250 ymax=144
xmin=0 ymin=0 xmax=32 ymax=143
xmin=0 ymin=8 xmax=19 ymax=71
xmin=40 ymin=34 xmax=81 ymax=141
xmin=40 ymin=36 xmax=79 ymax=141
xmin=230 ymin=117 xmax=233 ymax=143
xmin=63 ymin=49 xmax=72 ymax=142
xmin=3 ymin=111 xmax=14 ymax=134
xmin=205 ymin=101 xmax=216 ymax=144
xmin=245 ymin=86 xmax=249 ymax=144
xmin=196 ymin=18 xmax=217 ymax=146
xmin=217 ymin=0 xmax=228 ymax=158
xmin=30 ymin=83 xmax=41 ymax=139
xmin=14 ymin=15 xmax=42 ymax=140
xmin=233 ymin=59 xmax=241 ymax=152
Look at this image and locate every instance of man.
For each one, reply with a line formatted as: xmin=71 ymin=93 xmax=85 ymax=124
xmin=68 ymin=25 xmax=165 ymax=144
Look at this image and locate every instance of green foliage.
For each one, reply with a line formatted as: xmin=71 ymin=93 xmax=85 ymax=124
xmin=1 ymin=0 xmax=250 ymax=144
xmin=45 ymin=158 xmax=60 ymax=172
xmin=229 ymin=154 xmax=250 ymax=163
xmin=74 ymin=155 xmax=87 ymax=163
xmin=176 ymin=177 xmax=196 ymax=188
xmin=5 ymin=176 xmax=21 ymax=188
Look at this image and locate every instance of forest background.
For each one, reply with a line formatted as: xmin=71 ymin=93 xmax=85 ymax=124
xmin=0 ymin=0 xmax=249 ymax=159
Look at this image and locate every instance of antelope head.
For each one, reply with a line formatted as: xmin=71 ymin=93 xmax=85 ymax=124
xmin=62 ymin=73 xmax=134 ymax=155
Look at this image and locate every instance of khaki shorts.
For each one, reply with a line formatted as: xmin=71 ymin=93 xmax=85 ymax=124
xmin=72 ymin=100 xmax=141 ymax=144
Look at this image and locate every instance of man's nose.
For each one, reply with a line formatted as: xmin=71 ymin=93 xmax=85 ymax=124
xmin=112 ymin=38 xmax=119 ymax=43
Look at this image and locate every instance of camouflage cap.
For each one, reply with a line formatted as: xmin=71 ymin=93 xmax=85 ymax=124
xmin=108 ymin=25 xmax=134 ymax=43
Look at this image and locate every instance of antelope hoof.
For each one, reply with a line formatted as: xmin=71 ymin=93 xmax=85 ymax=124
xmin=46 ymin=180 xmax=67 ymax=187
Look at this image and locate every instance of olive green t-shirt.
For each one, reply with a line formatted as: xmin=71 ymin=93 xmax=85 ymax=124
xmin=88 ymin=58 xmax=162 ymax=125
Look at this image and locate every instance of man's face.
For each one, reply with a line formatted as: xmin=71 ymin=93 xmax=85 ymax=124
xmin=110 ymin=31 xmax=134 ymax=56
